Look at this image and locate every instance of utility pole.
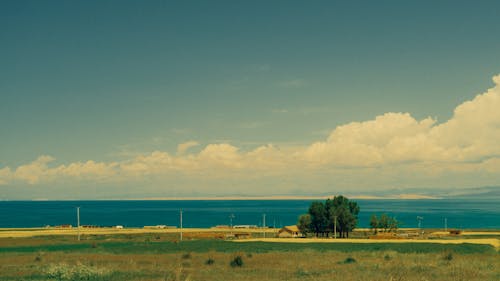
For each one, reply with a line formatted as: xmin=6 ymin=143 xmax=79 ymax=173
xmin=229 ymin=214 xmax=235 ymax=236
xmin=334 ymin=215 xmax=337 ymax=239
xmin=76 ymin=207 xmax=80 ymax=241
xmin=262 ymin=213 xmax=266 ymax=238
xmin=417 ymin=216 xmax=424 ymax=238
xmin=229 ymin=214 xmax=235 ymax=228
xmin=180 ymin=209 xmax=183 ymax=242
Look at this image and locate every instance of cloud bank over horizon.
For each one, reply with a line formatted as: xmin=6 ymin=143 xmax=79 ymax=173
xmin=2 ymin=74 xmax=500 ymax=197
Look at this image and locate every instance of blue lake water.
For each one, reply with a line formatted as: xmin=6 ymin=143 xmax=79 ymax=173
xmin=0 ymin=199 xmax=498 ymax=229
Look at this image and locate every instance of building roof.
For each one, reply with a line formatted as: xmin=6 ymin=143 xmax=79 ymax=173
xmin=280 ymin=225 xmax=300 ymax=233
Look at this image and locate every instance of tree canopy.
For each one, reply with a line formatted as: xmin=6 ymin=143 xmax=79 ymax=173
xmin=297 ymin=195 xmax=359 ymax=238
xmin=370 ymin=213 xmax=400 ymax=233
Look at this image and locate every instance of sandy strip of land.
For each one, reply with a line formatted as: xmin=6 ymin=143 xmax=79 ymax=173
xmin=234 ymin=237 xmax=500 ymax=249
xmin=1 ymin=228 xmax=497 ymax=249
xmin=0 ymin=227 xmax=277 ymax=238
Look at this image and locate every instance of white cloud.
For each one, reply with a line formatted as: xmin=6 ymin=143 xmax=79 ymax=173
xmin=54 ymin=160 xmax=118 ymax=179
xmin=304 ymin=74 xmax=500 ymax=167
xmin=304 ymin=113 xmax=437 ymax=166
xmin=1 ymin=155 xmax=117 ymax=185
xmin=1 ymin=74 xmax=500 ymax=193
xmin=0 ymin=167 xmax=12 ymax=185
xmin=197 ymin=143 xmax=242 ymax=168
xmin=14 ymin=155 xmax=55 ymax=184
xmin=177 ymin=141 xmax=200 ymax=155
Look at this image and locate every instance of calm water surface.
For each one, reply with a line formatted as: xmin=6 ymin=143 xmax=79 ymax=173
xmin=0 ymin=199 xmax=498 ymax=229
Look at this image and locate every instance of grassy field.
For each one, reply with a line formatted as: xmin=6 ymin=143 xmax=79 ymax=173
xmin=0 ymin=234 xmax=498 ymax=281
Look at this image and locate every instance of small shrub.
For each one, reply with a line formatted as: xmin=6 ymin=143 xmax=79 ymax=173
xmin=182 ymin=253 xmax=192 ymax=259
xmin=230 ymin=256 xmax=244 ymax=267
xmin=295 ymin=268 xmax=310 ymax=277
xmin=205 ymin=258 xmax=215 ymax=265
xmin=384 ymin=254 xmax=391 ymax=261
xmin=295 ymin=268 xmax=321 ymax=277
xmin=342 ymin=257 xmax=356 ymax=264
xmin=45 ymin=263 xmax=108 ymax=281
xmin=91 ymin=242 xmax=98 ymax=248
xmin=246 ymin=252 xmax=253 ymax=258
xmin=34 ymin=253 xmax=42 ymax=262
xmin=443 ymin=252 xmax=453 ymax=261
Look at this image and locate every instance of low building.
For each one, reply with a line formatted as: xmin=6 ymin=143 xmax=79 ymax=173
xmin=234 ymin=233 xmax=251 ymax=239
xmin=234 ymin=225 xmax=258 ymax=229
xmin=278 ymin=225 xmax=301 ymax=238
xmin=55 ymin=224 xmax=72 ymax=228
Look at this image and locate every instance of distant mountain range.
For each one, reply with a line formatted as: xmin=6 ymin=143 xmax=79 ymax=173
xmin=344 ymin=186 xmax=500 ymax=200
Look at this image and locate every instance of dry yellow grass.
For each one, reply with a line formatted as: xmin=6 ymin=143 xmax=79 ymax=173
xmin=0 ymin=227 xmax=278 ymax=238
xmin=236 ymin=237 xmax=500 ymax=249
xmin=1 ymin=250 xmax=498 ymax=280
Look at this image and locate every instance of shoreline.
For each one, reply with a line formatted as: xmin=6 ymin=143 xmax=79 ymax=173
xmin=1 ymin=194 xmax=444 ymax=201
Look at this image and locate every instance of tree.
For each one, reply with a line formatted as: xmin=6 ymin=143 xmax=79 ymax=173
xmin=297 ymin=214 xmax=311 ymax=236
xmin=328 ymin=195 xmax=359 ymax=238
xmin=298 ymin=195 xmax=360 ymax=238
xmin=308 ymin=201 xmax=327 ymax=237
xmin=369 ymin=214 xmax=378 ymax=234
xmin=377 ymin=213 xmax=400 ymax=233
xmin=388 ymin=216 xmax=400 ymax=232
xmin=379 ymin=213 xmax=389 ymax=232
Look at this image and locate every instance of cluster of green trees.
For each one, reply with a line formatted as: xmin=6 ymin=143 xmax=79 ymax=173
xmin=297 ymin=195 xmax=359 ymax=238
xmin=369 ymin=213 xmax=400 ymax=233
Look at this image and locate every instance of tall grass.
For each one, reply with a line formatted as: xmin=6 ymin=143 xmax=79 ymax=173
xmin=0 ymin=239 xmax=496 ymax=255
xmin=0 ymin=250 xmax=498 ymax=281
xmin=0 ymin=235 xmax=498 ymax=281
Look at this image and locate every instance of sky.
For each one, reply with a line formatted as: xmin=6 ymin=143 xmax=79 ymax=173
xmin=1 ymin=0 xmax=500 ymax=199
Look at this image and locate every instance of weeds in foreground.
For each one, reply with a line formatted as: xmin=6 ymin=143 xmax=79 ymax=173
xmin=230 ymin=255 xmax=243 ymax=267
xmin=443 ymin=251 xmax=454 ymax=261
xmin=341 ymin=257 xmax=357 ymax=264
xmin=44 ymin=262 xmax=108 ymax=281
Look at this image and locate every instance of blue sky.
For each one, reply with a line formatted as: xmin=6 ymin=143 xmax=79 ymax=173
xmin=1 ymin=1 xmax=500 ymax=199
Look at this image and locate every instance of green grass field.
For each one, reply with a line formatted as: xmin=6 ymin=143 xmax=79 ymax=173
xmin=0 ymin=235 xmax=498 ymax=281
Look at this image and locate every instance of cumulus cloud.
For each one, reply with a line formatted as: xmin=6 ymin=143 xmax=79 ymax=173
xmin=0 ymin=167 xmax=12 ymax=185
xmin=304 ymin=74 xmax=500 ymax=167
xmin=0 ymin=155 xmax=117 ymax=185
xmin=304 ymin=113 xmax=437 ymax=166
xmin=14 ymin=155 xmax=55 ymax=184
xmin=177 ymin=141 xmax=200 ymax=155
xmin=1 ymin=74 xmax=500 ymax=191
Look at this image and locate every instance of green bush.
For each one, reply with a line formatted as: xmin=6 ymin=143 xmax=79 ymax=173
xmin=342 ymin=257 xmax=356 ymax=264
xmin=230 ymin=256 xmax=244 ymax=267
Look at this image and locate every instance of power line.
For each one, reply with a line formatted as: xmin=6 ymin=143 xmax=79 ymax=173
xmin=262 ymin=213 xmax=266 ymax=238
xmin=76 ymin=207 xmax=80 ymax=241
xmin=180 ymin=209 xmax=183 ymax=242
